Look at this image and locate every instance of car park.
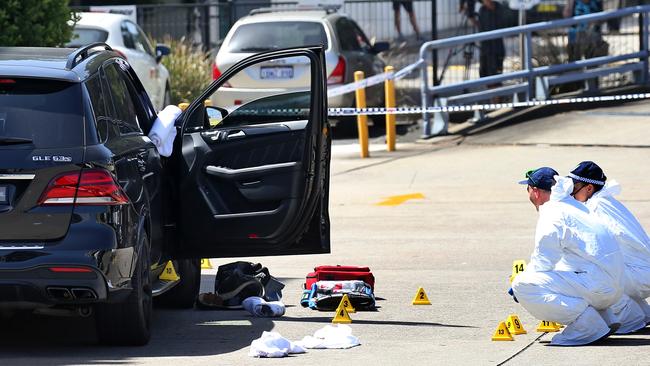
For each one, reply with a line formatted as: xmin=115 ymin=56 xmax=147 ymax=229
xmin=66 ymin=12 xmax=172 ymax=111
xmin=0 ymin=43 xmax=330 ymax=345
xmin=212 ymin=6 xmax=389 ymax=118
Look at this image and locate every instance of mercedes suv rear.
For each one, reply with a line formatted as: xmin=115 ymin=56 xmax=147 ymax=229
xmin=0 ymin=43 xmax=331 ymax=345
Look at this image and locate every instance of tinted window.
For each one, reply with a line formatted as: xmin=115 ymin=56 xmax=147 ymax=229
xmin=227 ymin=22 xmax=328 ymax=52
xmin=85 ymin=75 xmax=119 ymax=143
xmin=0 ymin=79 xmax=83 ymax=148
xmin=104 ymin=63 xmax=141 ymax=135
xmin=67 ymin=27 xmax=109 ymax=47
xmin=123 ymin=21 xmax=155 ymax=57
xmin=336 ymin=18 xmax=370 ymax=51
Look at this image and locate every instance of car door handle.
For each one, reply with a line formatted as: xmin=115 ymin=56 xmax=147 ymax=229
xmin=227 ymin=130 xmax=246 ymax=140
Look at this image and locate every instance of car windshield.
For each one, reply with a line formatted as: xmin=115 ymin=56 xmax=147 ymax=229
xmin=227 ymin=21 xmax=328 ymax=53
xmin=66 ymin=28 xmax=109 ymax=47
xmin=0 ymin=79 xmax=84 ymax=148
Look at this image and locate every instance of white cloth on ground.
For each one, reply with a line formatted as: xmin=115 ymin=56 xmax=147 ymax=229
xmin=587 ymin=180 xmax=650 ymax=323
xmin=248 ymin=331 xmax=306 ymax=358
xmin=295 ymin=324 xmax=360 ymax=349
xmin=512 ymin=176 xmax=625 ymax=345
xmin=148 ymin=105 xmax=181 ymax=157
xmin=242 ymin=296 xmax=286 ymax=317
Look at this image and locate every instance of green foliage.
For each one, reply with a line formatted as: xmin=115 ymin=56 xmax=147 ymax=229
xmin=0 ymin=0 xmax=79 ymax=47
xmin=159 ymin=37 xmax=212 ymax=105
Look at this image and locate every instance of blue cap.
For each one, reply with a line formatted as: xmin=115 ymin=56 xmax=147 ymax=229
xmin=568 ymin=161 xmax=606 ymax=186
xmin=518 ymin=167 xmax=558 ymax=191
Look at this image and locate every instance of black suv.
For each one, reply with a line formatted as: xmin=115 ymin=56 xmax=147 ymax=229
xmin=0 ymin=44 xmax=330 ymax=345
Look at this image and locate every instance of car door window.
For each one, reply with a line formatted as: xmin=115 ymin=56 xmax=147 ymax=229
xmin=104 ymin=63 xmax=142 ymax=135
xmin=86 ymin=74 xmax=119 ymax=143
xmin=336 ymin=18 xmax=371 ymax=52
xmin=188 ymin=54 xmax=312 ymax=131
xmin=120 ymin=22 xmax=136 ymax=49
xmin=123 ymin=21 xmax=155 ymax=58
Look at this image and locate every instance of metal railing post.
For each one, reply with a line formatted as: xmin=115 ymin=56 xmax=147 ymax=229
xmin=525 ymin=32 xmax=535 ymax=100
xmin=642 ymin=11 xmax=649 ymax=84
xmin=420 ymin=48 xmax=432 ymax=138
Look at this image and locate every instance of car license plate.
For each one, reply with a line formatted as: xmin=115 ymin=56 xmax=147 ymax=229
xmin=537 ymin=4 xmax=557 ymax=12
xmin=0 ymin=186 xmax=7 ymax=204
xmin=260 ymin=66 xmax=293 ymax=79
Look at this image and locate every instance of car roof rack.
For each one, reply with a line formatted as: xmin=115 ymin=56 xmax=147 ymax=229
xmin=249 ymin=4 xmax=341 ymax=16
xmin=66 ymin=42 xmax=113 ymax=70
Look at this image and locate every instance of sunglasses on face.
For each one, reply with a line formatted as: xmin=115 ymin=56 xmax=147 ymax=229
xmin=525 ymin=169 xmax=537 ymax=187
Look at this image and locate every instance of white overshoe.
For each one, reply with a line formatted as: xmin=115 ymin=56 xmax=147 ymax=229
xmin=551 ymin=306 xmax=611 ymax=346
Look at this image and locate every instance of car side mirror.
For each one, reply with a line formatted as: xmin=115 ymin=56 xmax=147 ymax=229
xmin=156 ymin=44 xmax=171 ymax=63
xmin=206 ymin=106 xmax=228 ymax=127
xmin=371 ymin=41 xmax=390 ymax=54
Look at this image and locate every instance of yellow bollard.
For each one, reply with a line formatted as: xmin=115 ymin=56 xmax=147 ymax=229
xmin=354 ymin=71 xmax=370 ymax=158
xmin=384 ymin=66 xmax=396 ymax=152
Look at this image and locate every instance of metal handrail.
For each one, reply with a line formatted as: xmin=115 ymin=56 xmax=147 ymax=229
xmin=419 ymin=5 xmax=650 ymax=137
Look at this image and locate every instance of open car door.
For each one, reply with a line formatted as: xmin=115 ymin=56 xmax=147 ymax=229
xmin=173 ymin=47 xmax=330 ymax=258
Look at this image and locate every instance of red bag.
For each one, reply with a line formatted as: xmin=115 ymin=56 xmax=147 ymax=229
xmin=305 ymin=265 xmax=375 ymax=290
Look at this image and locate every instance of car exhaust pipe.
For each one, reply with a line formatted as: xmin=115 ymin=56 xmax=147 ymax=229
xmin=77 ymin=306 xmax=93 ymax=318
xmin=47 ymin=287 xmax=73 ymax=300
xmin=71 ymin=288 xmax=97 ymax=300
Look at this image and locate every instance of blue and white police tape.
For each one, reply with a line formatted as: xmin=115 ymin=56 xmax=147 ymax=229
xmin=326 ymin=59 xmax=424 ymax=98
xmin=222 ymin=92 xmax=650 ymax=117
xmin=327 ymin=92 xmax=650 ymax=116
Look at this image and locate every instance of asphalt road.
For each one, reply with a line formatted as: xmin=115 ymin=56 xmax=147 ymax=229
xmin=2 ymin=99 xmax=650 ymax=365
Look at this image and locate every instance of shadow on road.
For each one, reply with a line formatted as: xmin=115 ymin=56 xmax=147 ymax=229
xmin=0 ymin=275 xmax=277 ymax=365
xmin=273 ymin=315 xmax=477 ymax=328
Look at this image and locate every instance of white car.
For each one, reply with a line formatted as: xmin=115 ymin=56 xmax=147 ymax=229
xmin=67 ymin=12 xmax=171 ymax=111
xmin=212 ymin=6 xmax=388 ymax=113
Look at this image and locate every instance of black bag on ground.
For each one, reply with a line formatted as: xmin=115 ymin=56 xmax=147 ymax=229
xmin=198 ymin=261 xmax=285 ymax=309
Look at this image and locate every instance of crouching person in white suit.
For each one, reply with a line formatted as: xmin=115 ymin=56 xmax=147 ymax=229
xmin=512 ymin=167 xmax=625 ymax=346
xmin=569 ymin=161 xmax=649 ymax=332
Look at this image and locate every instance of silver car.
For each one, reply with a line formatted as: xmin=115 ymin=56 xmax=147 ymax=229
xmin=212 ymin=6 xmax=389 ymax=115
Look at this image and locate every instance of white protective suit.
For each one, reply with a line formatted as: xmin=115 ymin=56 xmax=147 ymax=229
xmin=587 ymin=179 xmax=650 ymax=325
xmin=512 ymin=176 xmax=625 ymax=345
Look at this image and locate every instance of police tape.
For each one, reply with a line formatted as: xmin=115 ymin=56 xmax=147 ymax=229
xmin=222 ymin=92 xmax=650 ymax=117
xmin=326 ymin=59 xmax=424 ymax=98
xmin=326 ymin=92 xmax=650 ymax=116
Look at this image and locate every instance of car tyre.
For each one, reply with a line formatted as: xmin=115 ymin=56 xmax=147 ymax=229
xmin=154 ymin=258 xmax=201 ymax=309
xmin=95 ymin=234 xmax=152 ymax=346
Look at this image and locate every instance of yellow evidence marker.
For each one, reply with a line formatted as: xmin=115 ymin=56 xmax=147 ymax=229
xmin=339 ymin=294 xmax=356 ymax=313
xmin=332 ymin=305 xmax=352 ymax=324
xmin=536 ymin=320 xmax=561 ymax=332
xmin=412 ymin=287 xmax=432 ymax=305
xmin=159 ymin=261 xmax=180 ymax=281
xmin=200 ymin=258 xmax=213 ymax=269
xmin=506 ymin=314 xmax=527 ymax=335
xmin=492 ymin=321 xmax=514 ymax=341
xmin=510 ymin=259 xmax=527 ymax=283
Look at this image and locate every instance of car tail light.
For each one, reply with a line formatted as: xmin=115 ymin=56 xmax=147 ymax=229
xmin=212 ymin=62 xmax=221 ymax=80
xmin=49 ymin=267 xmax=93 ymax=273
xmin=38 ymin=168 xmax=129 ymax=206
xmin=327 ymin=56 xmax=346 ymax=85
xmin=0 ymin=79 xmax=16 ymax=84
xmin=212 ymin=62 xmax=232 ymax=87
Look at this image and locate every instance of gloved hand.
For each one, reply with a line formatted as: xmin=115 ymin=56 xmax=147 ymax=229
xmin=507 ymin=287 xmax=519 ymax=303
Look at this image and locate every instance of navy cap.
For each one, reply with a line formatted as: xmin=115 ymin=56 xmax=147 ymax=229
xmin=568 ymin=161 xmax=606 ymax=186
xmin=518 ymin=167 xmax=558 ymax=191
